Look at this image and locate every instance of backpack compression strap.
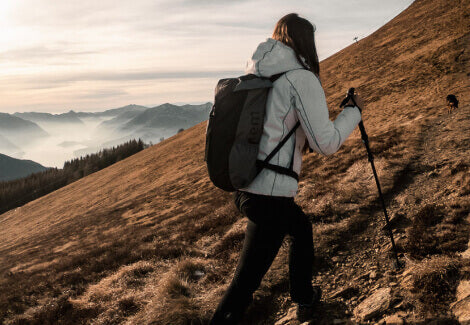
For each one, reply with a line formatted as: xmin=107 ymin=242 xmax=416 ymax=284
xmin=256 ymin=121 xmax=301 ymax=181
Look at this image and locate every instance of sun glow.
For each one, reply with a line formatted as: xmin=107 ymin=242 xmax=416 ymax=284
xmin=0 ymin=1 xmax=14 ymax=20
xmin=0 ymin=1 xmax=16 ymax=49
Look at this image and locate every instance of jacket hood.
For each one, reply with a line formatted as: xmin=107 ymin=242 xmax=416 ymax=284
xmin=245 ymin=38 xmax=305 ymax=77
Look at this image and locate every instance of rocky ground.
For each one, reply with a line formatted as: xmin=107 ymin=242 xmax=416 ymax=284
xmin=268 ymin=104 xmax=470 ymax=324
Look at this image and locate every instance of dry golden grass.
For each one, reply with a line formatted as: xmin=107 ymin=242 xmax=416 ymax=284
xmin=0 ymin=0 xmax=469 ymax=323
xmin=408 ymin=256 xmax=461 ymax=315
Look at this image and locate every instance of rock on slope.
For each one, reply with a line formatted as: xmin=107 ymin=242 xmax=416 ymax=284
xmin=0 ymin=0 xmax=468 ymax=324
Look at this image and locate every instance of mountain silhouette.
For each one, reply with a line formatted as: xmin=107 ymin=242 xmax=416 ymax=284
xmin=75 ymin=104 xmax=149 ymax=119
xmin=0 ymin=113 xmax=49 ymax=145
xmin=0 ymin=153 xmax=48 ymax=182
xmin=14 ymin=111 xmax=85 ymax=125
xmin=120 ymin=102 xmax=212 ymax=131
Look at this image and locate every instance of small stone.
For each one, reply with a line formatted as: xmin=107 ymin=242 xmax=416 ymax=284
xmin=354 ymin=288 xmax=392 ymax=321
xmin=353 ymin=272 xmax=371 ymax=282
xmin=330 ymin=286 xmax=360 ymax=300
xmin=451 ymin=296 xmax=470 ymax=323
xmin=456 ymin=280 xmax=470 ymax=301
xmin=393 ymin=301 xmax=404 ymax=309
xmin=461 ymin=246 xmax=470 ymax=259
xmin=274 ymin=306 xmax=297 ymax=325
xmin=383 ymin=314 xmax=404 ymax=324
xmin=193 ymin=270 xmax=205 ymax=279
xmin=370 ymin=271 xmax=378 ymax=279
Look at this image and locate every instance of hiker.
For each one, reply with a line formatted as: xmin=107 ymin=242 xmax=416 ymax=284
xmin=209 ymin=13 xmax=364 ymax=324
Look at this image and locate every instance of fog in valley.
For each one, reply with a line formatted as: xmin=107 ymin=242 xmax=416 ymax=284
xmin=0 ymin=103 xmax=212 ymax=168
xmin=15 ymin=117 xmax=135 ymax=168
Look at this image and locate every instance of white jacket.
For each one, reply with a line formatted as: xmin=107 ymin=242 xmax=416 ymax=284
xmin=239 ymin=38 xmax=362 ymax=197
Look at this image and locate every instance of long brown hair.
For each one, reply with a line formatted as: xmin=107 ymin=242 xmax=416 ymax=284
xmin=272 ymin=13 xmax=320 ymax=77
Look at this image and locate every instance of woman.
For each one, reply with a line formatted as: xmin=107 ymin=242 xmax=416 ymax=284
xmin=209 ymin=13 xmax=364 ymax=324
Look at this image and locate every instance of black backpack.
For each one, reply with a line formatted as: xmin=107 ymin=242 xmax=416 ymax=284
xmin=204 ymin=73 xmax=300 ymax=192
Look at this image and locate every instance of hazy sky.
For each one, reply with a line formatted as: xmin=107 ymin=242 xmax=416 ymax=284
xmin=0 ymin=0 xmax=414 ymax=113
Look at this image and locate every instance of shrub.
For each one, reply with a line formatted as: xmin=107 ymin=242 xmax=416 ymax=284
xmin=409 ymin=256 xmax=460 ymax=315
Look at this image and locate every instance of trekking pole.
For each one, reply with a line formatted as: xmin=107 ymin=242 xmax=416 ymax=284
xmin=341 ymin=88 xmax=403 ymax=269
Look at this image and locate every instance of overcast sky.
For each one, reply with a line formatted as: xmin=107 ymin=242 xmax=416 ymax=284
xmin=0 ymin=0 xmax=414 ymax=113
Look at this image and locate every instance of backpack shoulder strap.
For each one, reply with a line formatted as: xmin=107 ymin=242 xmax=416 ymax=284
xmin=269 ymin=73 xmax=284 ymax=83
xmin=255 ymin=121 xmax=301 ymax=181
xmin=264 ymin=121 xmax=300 ymax=164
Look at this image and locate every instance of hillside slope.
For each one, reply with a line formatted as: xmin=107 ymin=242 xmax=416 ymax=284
xmin=0 ymin=0 xmax=469 ymax=324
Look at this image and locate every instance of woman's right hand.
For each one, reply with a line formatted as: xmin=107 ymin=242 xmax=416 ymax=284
xmin=344 ymin=92 xmax=365 ymax=112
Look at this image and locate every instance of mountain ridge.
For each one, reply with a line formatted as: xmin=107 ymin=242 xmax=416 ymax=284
xmin=121 ymin=102 xmax=212 ymax=131
xmin=13 ymin=112 xmax=85 ymax=125
xmin=0 ymin=154 xmax=48 ymax=182
xmin=0 ymin=113 xmax=49 ymax=147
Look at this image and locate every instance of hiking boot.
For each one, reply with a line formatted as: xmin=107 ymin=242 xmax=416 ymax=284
xmin=296 ymin=286 xmax=322 ymax=322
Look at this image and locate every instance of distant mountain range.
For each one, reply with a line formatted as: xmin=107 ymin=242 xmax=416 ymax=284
xmin=0 ymin=113 xmax=49 ymax=148
xmin=97 ymin=109 xmax=147 ymax=129
xmin=0 ymin=102 xmax=212 ymax=165
xmin=0 ymin=153 xmax=48 ymax=182
xmin=121 ymin=102 xmax=212 ymax=131
xmin=75 ymin=102 xmax=212 ymax=156
xmin=14 ymin=111 xmax=84 ymax=125
xmin=0 ymin=134 xmax=21 ymax=155
xmin=75 ymin=104 xmax=149 ymax=119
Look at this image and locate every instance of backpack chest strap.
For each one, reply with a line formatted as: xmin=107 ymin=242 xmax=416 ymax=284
xmin=255 ymin=160 xmax=299 ymax=181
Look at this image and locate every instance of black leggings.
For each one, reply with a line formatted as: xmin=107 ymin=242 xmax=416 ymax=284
xmin=209 ymin=190 xmax=315 ymax=324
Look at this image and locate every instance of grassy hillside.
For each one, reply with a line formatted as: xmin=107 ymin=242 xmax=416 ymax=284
xmin=0 ymin=0 xmax=469 ymax=323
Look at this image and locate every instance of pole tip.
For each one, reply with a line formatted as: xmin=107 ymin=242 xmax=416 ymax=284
xmin=392 ymin=258 xmax=405 ymax=270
